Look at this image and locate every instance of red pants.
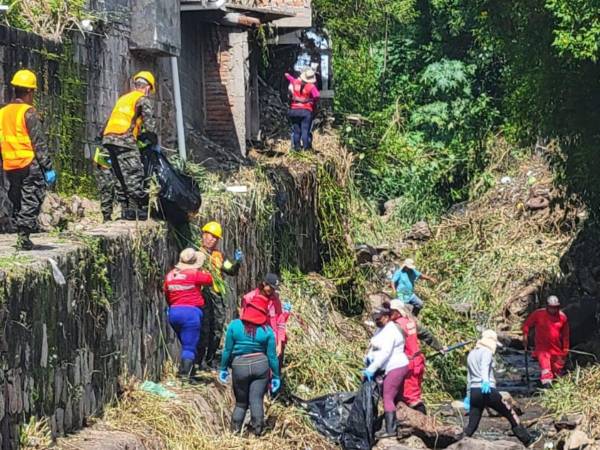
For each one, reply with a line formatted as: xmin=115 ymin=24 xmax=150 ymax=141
xmin=536 ymin=351 xmax=565 ymax=384
xmin=400 ymin=354 xmax=425 ymax=407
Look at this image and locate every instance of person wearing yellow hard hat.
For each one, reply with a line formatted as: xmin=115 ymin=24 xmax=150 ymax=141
xmin=101 ymin=70 xmax=158 ymax=221
xmin=0 ymin=69 xmax=55 ymax=250
xmin=196 ymin=220 xmax=244 ymax=372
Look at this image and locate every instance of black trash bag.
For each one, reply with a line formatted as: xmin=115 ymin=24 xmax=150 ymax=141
xmin=305 ymin=391 xmax=356 ymax=442
xmin=340 ymin=380 xmax=380 ymax=450
xmin=144 ymin=150 xmax=202 ymax=225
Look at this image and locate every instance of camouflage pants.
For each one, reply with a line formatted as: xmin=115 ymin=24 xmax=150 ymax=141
xmin=6 ymin=161 xmax=46 ymax=232
xmin=105 ymin=145 xmax=147 ymax=211
xmin=95 ymin=164 xmax=126 ymax=218
xmin=197 ymin=288 xmax=227 ymax=366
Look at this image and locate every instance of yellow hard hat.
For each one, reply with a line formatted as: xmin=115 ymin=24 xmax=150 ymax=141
xmin=202 ymin=221 xmax=222 ymax=239
xmin=133 ymin=70 xmax=155 ymax=93
xmin=11 ymin=69 xmax=37 ymax=89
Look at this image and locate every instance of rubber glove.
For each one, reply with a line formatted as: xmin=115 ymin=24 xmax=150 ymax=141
xmin=44 ymin=169 xmax=56 ymax=185
xmin=151 ymin=144 xmax=161 ymax=153
xmin=218 ymin=370 xmax=229 ymax=384
xmin=283 ymin=302 xmax=292 ymax=313
xmin=234 ymin=249 xmax=244 ymax=262
xmin=271 ymin=378 xmax=281 ymax=393
xmin=481 ymin=381 xmax=491 ymax=394
xmin=362 ymin=370 xmax=375 ymax=382
xmin=463 ymin=396 xmax=470 ymax=412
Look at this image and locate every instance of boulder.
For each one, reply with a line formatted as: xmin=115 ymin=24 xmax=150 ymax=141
xmin=554 ymin=413 xmax=584 ymax=431
xmin=374 ymin=438 xmax=413 ymax=450
xmin=56 ymin=429 xmax=146 ymax=450
xmin=396 ymin=402 xmax=463 ymax=448
xmin=383 ymin=198 xmax=402 ymax=216
xmin=445 ymin=437 xmax=523 ymax=450
xmin=564 ymin=429 xmax=592 ymax=450
xmin=405 ymin=221 xmax=432 ymax=241
xmin=399 ymin=435 xmax=428 ymax=448
xmin=368 ymin=292 xmax=393 ymax=309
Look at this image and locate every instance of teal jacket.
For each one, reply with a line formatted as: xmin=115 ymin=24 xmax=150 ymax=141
xmin=220 ymin=319 xmax=280 ymax=378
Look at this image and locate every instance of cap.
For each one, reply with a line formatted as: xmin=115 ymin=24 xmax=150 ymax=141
xmin=402 ymin=258 xmax=416 ymax=270
xmin=547 ymin=295 xmax=560 ymax=306
xmin=263 ymin=273 xmax=280 ymax=289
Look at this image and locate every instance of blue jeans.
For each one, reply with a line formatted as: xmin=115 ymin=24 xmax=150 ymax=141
xmin=169 ymin=306 xmax=203 ymax=361
xmin=402 ymin=293 xmax=424 ymax=314
xmin=288 ymin=108 xmax=313 ymax=150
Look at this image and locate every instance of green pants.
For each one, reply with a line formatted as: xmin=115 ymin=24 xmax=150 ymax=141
xmin=197 ymin=288 xmax=226 ymax=366
xmin=105 ymin=145 xmax=147 ymax=211
xmin=95 ymin=163 xmax=126 ymax=218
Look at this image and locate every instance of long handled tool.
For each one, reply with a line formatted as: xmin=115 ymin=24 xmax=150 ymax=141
xmin=524 ymin=348 xmax=531 ymax=395
xmin=432 ymin=340 xmax=473 ymax=357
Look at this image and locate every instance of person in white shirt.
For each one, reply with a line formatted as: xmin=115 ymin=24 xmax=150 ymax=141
xmin=363 ymin=305 xmax=409 ymax=438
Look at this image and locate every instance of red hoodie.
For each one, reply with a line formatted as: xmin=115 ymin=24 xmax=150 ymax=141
xmin=163 ymin=268 xmax=213 ymax=308
xmin=242 ymin=288 xmax=289 ymax=345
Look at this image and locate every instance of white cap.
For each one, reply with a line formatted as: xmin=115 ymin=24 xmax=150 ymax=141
xmin=402 ymin=258 xmax=416 ymax=270
xmin=547 ymin=295 xmax=560 ymax=306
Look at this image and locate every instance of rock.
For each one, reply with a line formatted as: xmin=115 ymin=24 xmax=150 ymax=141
xmin=373 ymin=438 xmax=413 ymax=450
xmin=56 ymin=429 xmax=146 ymax=450
xmin=383 ymin=198 xmax=402 ymax=216
xmin=398 ymin=435 xmax=428 ymax=448
xmin=554 ymin=413 xmax=584 ymax=431
xmin=406 ymin=221 xmax=432 ymax=241
xmin=368 ymin=292 xmax=393 ymax=309
xmin=396 ymin=402 xmax=463 ymax=448
xmin=356 ymin=244 xmax=378 ymax=265
xmin=450 ymin=303 xmax=473 ymax=316
xmin=446 ymin=437 xmax=523 ymax=450
xmin=564 ymin=429 xmax=592 ymax=449
xmin=526 ymin=196 xmax=550 ymax=210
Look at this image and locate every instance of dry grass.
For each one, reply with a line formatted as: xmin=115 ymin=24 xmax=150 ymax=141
xmin=542 ymin=365 xmax=600 ymax=438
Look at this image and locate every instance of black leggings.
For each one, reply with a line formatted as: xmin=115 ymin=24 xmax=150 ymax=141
xmin=465 ymin=388 xmax=520 ymax=436
xmin=231 ymin=353 xmax=270 ymax=428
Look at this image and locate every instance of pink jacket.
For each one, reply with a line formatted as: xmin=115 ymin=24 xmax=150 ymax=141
xmin=242 ymin=288 xmax=290 ymax=345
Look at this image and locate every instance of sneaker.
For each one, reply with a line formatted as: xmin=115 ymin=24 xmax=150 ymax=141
xmin=16 ymin=233 xmax=34 ymax=251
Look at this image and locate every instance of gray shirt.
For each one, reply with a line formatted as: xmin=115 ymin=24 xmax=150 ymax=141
xmin=467 ymin=346 xmax=496 ymax=389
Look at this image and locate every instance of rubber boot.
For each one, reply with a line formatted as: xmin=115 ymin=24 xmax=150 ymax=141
xmin=16 ymin=231 xmax=34 ymax=251
xmin=375 ymin=412 xmax=397 ymax=439
xmin=102 ymin=213 xmax=112 ymax=223
xmin=121 ymin=209 xmax=136 ymax=220
xmin=411 ymin=403 xmax=427 ymax=415
xmin=512 ymin=425 xmax=534 ymax=446
xmin=252 ymin=420 xmax=264 ymax=437
xmin=178 ymin=359 xmax=194 ymax=379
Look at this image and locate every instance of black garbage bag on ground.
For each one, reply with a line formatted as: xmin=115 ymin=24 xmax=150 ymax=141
xmin=144 ymin=150 xmax=202 ymax=225
xmin=305 ymin=381 xmax=380 ymax=450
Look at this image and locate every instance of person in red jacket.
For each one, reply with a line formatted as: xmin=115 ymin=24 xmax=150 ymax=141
xmin=164 ymin=248 xmax=213 ymax=379
xmin=241 ymin=273 xmax=291 ymax=367
xmin=389 ymin=300 xmax=446 ymax=414
xmin=285 ymin=69 xmax=320 ymax=151
xmin=522 ymin=295 xmax=570 ymax=387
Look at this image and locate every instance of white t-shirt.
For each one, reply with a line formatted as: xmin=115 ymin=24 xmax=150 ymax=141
xmin=366 ymin=322 xmax=409 ymax=374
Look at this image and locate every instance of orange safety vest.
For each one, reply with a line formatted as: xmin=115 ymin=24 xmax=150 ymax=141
xmin=103 ymin=90 xmax=145 ymax=138
xmin=0 ymin=103 xmax=35 ymax=171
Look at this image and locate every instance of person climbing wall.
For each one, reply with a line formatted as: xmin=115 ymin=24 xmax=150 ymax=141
xmin=196 ymin=221 xmax=244 ymax=371
xmin=163 ymin=249 xmax=213 ymax=379
xmin=390 ymin=258 xmax=437 ymax=315
xmin=0 ymin=69 xmax=55 ymax=250
xmin=522 ymin=295 xmax=570 ymax=387
xmin=92 ymin=142 xmax=126 ymax=222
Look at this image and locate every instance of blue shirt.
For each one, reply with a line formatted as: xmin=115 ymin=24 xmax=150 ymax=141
xmin=391 ymin=268 xmax=421 ymax=300
xmin=219 ymin=319 xmax=280 ymax=378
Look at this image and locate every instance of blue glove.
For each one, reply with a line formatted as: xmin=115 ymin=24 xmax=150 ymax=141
xmin=463 ymin=396 xmax=470 ymax=412
xmin=271 ymin=378 xmax=281 ymax=393
xmin=44 ymin=169 xmax=56 ymax=185
xmin=362 ymin=370 xmax=375 ymax=382
xmin=107 ymin=158 xmax=112 ymax=165
xmin=283 ymin=302 xmax=292 ymax=313
xmin=234 ymin=249 xmax=244 ymax=262
xmin=481 ymin=381 xmax=491 ymax=394
xmin=218 ymin=370 xmax=229 ymax=384
xmin=151 ymin=144 xmax=162 ymax=153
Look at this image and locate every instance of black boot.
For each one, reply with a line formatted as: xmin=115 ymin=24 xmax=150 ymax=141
xmin=102 ymin=212 xmax=112 ymax=223
xmin=512 ymin=425 xmax=537 ymax=447
xmin=411 ymin=403 xmax=427 ymax=415
xmin=16 ymin=231 xmax=34 ymax=251
xmin=252 ymin=420 xmax=264 ymax=437
xmin=375 ymin=412 xmax=397 ymax=439
xmin=121 ymin=209 xmax=136 ymax=220
xmin=178 ymin=359 xmax=194 ymax=379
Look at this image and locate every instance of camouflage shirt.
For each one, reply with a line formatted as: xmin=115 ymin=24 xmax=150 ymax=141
xmin=102 ymin=94 xmax=157 ymax=151
xmin=24 ymin=105 xmax=52 ymax=172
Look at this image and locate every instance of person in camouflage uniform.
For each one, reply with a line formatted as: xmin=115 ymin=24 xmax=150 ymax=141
xmin=0 ymin=70 xmax=55 ymax=250
xmin=93 ymin=144 xmax=125 ymax=222
xmin=101 ymin=71 xmax=158 ymax=221
xmin=196 ymin=221 xmax=244 ymax=371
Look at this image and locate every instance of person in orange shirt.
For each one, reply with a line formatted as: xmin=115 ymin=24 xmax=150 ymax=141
xmin=0 ymin=70 xmax=54 ymax=250
xmin=196 ymin=221 xmax=244 ymax=371
xmin=522 ymin=295 xmax=570 ymax=387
